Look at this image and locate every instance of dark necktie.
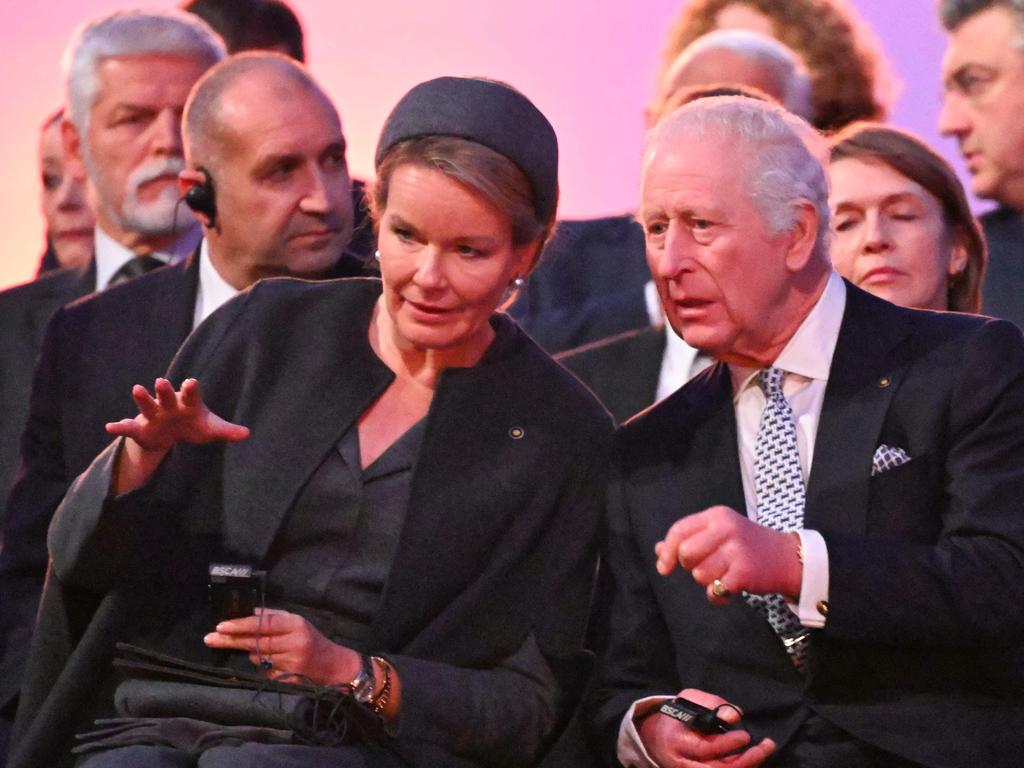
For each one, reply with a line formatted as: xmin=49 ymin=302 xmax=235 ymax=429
xmin=743 ymin=367 xmax=810 ymax=668
xmin=106 ymin=254 xmax=164 ymax=288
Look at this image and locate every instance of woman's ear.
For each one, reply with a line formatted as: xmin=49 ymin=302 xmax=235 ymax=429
xmin=947 ymin=233 xmax=970 ymax=278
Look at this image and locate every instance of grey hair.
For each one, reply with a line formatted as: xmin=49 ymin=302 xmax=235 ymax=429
xmin=669 ymin=29 xmax=814 ymax=120
xmin=646 ymin=96 xmax=831 ymax=263
xmin=62 ymin=9 xmax=226 ymax=137
xmin=940 ymin=0 xmax=1024 ymax=48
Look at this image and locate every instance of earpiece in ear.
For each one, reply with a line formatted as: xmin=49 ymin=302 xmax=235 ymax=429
xmin=184 ymin=166 xmax=217 ymax=228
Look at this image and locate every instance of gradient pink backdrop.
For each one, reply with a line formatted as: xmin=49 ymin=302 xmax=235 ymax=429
xmin=0 ymin=1 xmax=973 ymax=290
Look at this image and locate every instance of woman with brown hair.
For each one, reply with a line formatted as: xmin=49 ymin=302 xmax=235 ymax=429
xmin=828 ymin=122 xmax=986 ymax=313
xmin=660 ymin=0 xmax=891 ymax=131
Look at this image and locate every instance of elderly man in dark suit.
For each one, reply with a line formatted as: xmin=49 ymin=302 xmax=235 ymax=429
xmin=0 ymin=10 xmax=226 ymax=513
xmin=0 ymin=53 xmax=366 ymax=766
xmin=587 ymin=96 xmax=1024 ymax=767
xmin=939 ymin=0 xmax=1024 ymax=329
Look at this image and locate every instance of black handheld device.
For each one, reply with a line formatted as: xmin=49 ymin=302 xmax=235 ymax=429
xmin=659 ymin=696 xmax=738 ymax=734
xmin=208 ymin=563 xmax=265 ymax=620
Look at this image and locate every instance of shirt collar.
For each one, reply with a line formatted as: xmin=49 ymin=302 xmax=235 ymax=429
xmin=194 ymin=238 xmax=240 ymax=327
xmin=93 ymin=223 xmax=201 ymax=291
xmin=730 ymin=270 xmax=847 ymax=400
xmin=662 ymin=318 xmax=701 ymax=374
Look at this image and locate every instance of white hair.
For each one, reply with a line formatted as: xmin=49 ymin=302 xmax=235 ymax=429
xmin=646 ymin=96 xmax=831 ymax=262
xmin=667 ymin=29 xmax=814 ymax=121
xmin=62 ymin=9 xmax=226 ymax=137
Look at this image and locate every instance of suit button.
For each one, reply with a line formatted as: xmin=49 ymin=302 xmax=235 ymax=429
xmin=816 ymin=600 xmax=830 ymax=617
xmin=878 ymin=377 xmax=891 ymax=388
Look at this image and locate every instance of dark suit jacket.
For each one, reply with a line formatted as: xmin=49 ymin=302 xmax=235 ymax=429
xmin=588 ymin=285 xmax=1024 ymax=768
xmin=0 ymin=265 xmax=94 ymax=510
xmin=510 ymin=215 xmax=650 ymax=353
xmin=558 ymin=326 xmax=665 ymax=424
xmin=0 ymin=256 xmax=197 ymax=724
xmin=980 ymin=206 xmax=1024 ymax=330
xmin=11 ymin=279 xmax=611 ymax=768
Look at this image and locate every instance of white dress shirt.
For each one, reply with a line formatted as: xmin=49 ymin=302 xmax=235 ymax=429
xmin=616 ymin=271 xmax=847 ymax=768
xmin=192 ymin=239 xmax=240 ymax=328
xmin=646 ymin=281 xmax=714 ymax=401
xmin=93 ymin=224 xmax=200 ymax=292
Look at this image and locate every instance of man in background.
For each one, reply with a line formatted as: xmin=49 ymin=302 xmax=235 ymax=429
xmin=939 ymin=0 xmax=1024 ymax=328
xmin=0 ymin=10 xmax=225 ymax=760
xmin=3 ymin=52 xmax=367 ymax=768
xmin=0 ymin=9 xmax=225 ymax=510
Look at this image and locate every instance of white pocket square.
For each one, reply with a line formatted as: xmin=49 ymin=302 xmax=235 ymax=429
xmin=872 ymin=444 xmax=911 ymax=476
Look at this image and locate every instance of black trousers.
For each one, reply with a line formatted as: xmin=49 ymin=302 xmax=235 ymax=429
xmin=768 ymin=715 xmax=924 ymax=768
xmin=77 ymin=743 xmax=409 ymax=768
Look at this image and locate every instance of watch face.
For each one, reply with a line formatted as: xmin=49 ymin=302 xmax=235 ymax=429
xmin=350 ymin=654 xmax=375 ymax=703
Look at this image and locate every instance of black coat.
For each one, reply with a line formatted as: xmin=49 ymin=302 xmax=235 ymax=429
xmin=557 ymin=325 xmax=664 ymax=424
xmin=980 ymin=206 xmax=1024 ymax=330
xmin=11 ymin=278 xmax=611 ymax=768
xmin=588 ymin=285 xmax=1024 ymax=768
xmin=0 ymin=264 xmax=94 ymax=509
xmin=0 ymin=250 xmax=370 ymax=722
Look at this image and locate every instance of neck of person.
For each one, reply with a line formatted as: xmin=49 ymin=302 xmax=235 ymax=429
xmin=369 ymin=296 xmax=494 ymax=390
xmin=97 ymin=211 xmax=197 ymax=256
xmin=720 ymin=267 xmax=831 ymax=369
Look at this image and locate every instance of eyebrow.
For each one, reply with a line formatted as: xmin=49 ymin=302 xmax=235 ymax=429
xmin=832 ymin=192 xmax=925 ymax=211
xmin=385 ymin=213 xmax=501 ymax=247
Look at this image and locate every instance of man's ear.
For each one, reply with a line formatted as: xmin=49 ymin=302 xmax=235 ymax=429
xmin=783 ymin=201 xmax=821 ymax=273
xmin=61 ymin=119 xmax=87 ymax=182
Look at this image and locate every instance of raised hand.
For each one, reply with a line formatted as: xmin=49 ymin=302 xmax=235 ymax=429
xmin=654 ymin=506 xmax=802 ymax=604
xmin=106 ymin=377 xmax=249 ymax=451
xmin=204 ymin=608 xmax=359 ymax=686
xmin=637 ymin=688 xmax=775 ymax=768
xmin=106 ymin=377 xmax=249 ymax=494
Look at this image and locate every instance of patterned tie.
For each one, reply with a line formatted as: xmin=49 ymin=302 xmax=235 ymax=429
xmin=106 ymin=253 xmax=164 ymax=288
xmin=744 ymin=367 xmax=810 ymax=668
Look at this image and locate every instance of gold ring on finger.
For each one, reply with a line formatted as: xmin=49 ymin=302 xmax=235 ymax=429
xmin=711 ymin=579 xmax=732 ymax=599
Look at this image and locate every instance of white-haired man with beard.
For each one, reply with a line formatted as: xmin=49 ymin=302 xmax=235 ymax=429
xmin=0 ymin=13 xmax=223 ymax=756
xmin=62 ymin=9 xmax=226 ymax=289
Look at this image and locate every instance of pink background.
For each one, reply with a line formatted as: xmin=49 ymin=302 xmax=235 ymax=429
xmin=0 ymin=1 xmax=969 ymax=289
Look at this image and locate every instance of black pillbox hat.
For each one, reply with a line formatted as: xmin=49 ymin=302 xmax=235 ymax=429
xmin=375 ymin=76 xmax=559 ymax=222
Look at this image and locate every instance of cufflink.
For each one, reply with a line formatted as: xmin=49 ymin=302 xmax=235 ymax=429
xmin=816 ymin=600 xmax=830 ymax=617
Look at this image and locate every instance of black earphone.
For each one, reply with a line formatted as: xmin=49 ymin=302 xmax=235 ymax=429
xmin=184 ymin=166 xmax=217 ymax=228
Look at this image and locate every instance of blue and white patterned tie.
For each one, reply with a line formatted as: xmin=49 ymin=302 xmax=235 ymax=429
xmin=744 ymin=367 xmax=809 ymax=668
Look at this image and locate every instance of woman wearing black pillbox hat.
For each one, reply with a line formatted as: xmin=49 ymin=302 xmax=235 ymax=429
xmin=30 ymin=77 xmax=612 ymax=767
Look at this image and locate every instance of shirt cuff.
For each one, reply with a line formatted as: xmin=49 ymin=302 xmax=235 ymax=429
xmin=617 ymin=695 xmax=672 ymax=768
xmin=787 ymin=529 xmax=829 ymax=628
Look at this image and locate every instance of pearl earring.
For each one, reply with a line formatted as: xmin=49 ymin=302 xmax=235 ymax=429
xmin=512 ymin=276 xmax=524 ymax=289
xmin=373 ymin=250 xmax=381 ymax=261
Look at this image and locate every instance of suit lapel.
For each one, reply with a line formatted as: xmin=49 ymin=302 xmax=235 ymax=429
xmin=148 ymin=254 xmax=200 ymax=377
xmin=804 ymin=284 xmax=910 ymax=535
xmin=219 ymin=287 xmax=393 ymax=560
xmin=671 ymin=362 xmax=747 ymax=519
xmin=669 ymin=364 xmax=779 ymax=645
